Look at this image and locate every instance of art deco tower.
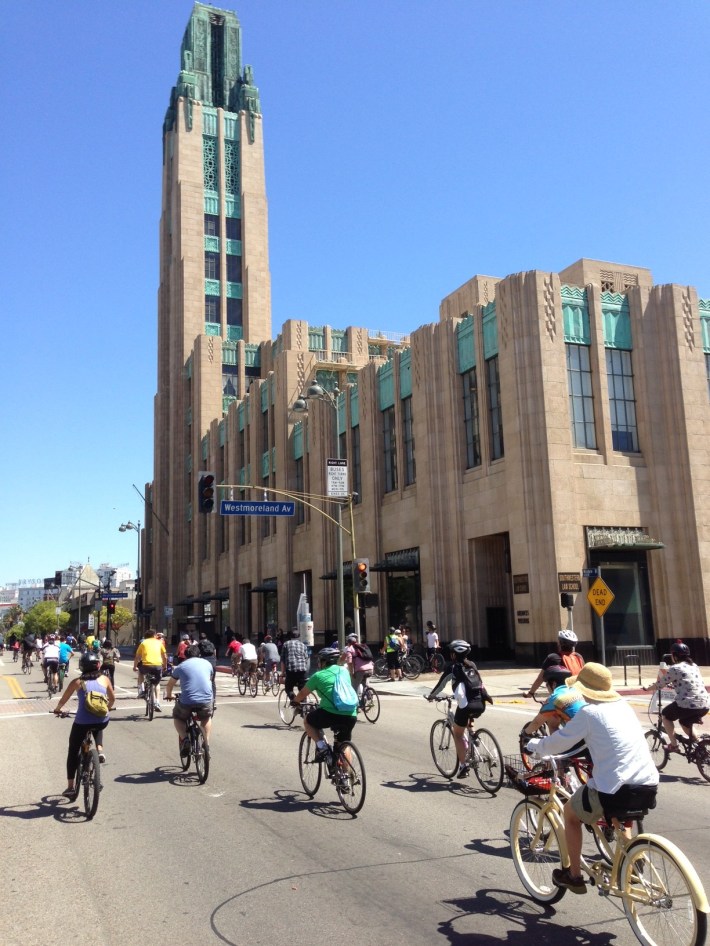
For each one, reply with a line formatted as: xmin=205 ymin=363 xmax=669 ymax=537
xmin=146 ymin=3 xmax=271 ymax=625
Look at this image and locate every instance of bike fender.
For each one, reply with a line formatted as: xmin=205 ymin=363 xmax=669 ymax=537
xmin=629 ymin=835 xmax=709 ymax=913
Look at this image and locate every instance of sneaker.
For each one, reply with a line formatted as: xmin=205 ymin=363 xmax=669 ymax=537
xmin=98 ymin=752 xmax=106 ymax=763
xmin=552 ymin=867 xmax=587 ymax=894
xmin=154 ymin=702 xmax=162 ymax=712
xmin=137 ymin=688 xmax=145 ymax=699
xmin=62 ymin=787 xmax=78 ymax=800
xmin=314 ymin=746 xmax=332 ymax=763
xmin=456 ymin=764 xmax=470 ymax=779
xmin=665 ymin=745 xmax=681 ymax=754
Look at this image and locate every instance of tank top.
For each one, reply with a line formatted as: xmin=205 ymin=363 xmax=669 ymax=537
xmin=75 ymin=677 xmax=110 ymax=725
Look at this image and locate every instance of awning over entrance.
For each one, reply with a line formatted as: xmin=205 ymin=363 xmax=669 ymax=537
xmin=586 ymin=526 xmax=665 ymax=551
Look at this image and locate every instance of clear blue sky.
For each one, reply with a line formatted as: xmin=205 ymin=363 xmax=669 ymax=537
xmin=1 ymin=0 xmax=708 ymax=587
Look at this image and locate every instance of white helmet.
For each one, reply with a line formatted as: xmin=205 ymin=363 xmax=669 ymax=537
xmin=558 ymin=629 xmax=578 ymax=644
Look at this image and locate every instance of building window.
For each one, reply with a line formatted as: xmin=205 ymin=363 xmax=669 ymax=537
xmin=606 ymin=349 xmax=639 ymax=452
xmin=352 ymin=425 xmax=361 ymax=504
xmin=402 ymin=396 xmax=415 ymax=486
xmin=462 ymin=368 xmax=481 ymax=469
xmin=222 ymin=366 xmax=237 ymax=398
xmin=486 ymin=356 xmax=504 ymax=460
xmin=204 ymin=214 xmax=220 ymax=237
xmin=383 ymin=407 xmax=398 ymax=493
xmin=226 ymin=254 xmax=241 ymax=283
xmin=295 ymin=457 xmax=304 ymax=525
xmin=205 ymin=295 xmax=220 ymax=324
xmin=205 ymin=252 xmax=220 ymax=281
xmin=226 ymin=217 xmax=241 ymax=241
xmin=226 ymin=298 xmax=242 ymax=326
xmin=567 ymin=344 xmax=597 ymax=449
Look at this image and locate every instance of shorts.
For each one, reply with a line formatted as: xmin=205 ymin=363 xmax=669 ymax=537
xmin=305 ymin=707 xmax=356 ymax=742
xmin=284 ymin=670 xmax=307 ymax=695
xmin=662 ymin=702 xmax=709 ymax=726
xmin=386 ymin=651 xmax=401 ymax=670
xmin=241 ymin=660 xmax=257 ymax=673
xmin=44 ymin=659 xmax=59 ymax=672
xmin=173 ymin=701 xmax=213 ymax=722
xmin=453 ymin=704 xmax=485 ymax=727
xmin=139 ymin=664 xmax=162 ymax=682
xmin=569 ymin=784 xmax=605 ymax=825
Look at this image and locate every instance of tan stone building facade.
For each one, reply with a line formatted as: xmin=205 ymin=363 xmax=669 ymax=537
xmin=144 ymin=4 xmax=710 ymax=663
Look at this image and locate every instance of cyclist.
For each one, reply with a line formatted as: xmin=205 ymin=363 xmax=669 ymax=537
xmin=22 ymin=632 xmax=36 ymax=670
xmin=57 ymin=635 xmax=74 ymax=689
xmin=226 ymin=634 xmax=243 ymax=674
xmin=99 ymin=637 xmax=120 ymax=686
xmin=293 ymin=646 xmax=357 ymax=760
xmin=133 ymin=629 xmax=167 ymax=710
xmin=343 ymin=633 xmax=374 ymax=697
xmin=42 ymin=634 xmax=61 ymax=691
xmin=425 ymin=621 xmax=440 ymax=664
xmin=525 ymin=629 xmax=584 ymax=699
xmin=643 ymin=640 xmax=710 ymax=752
xmin=259 ymin=634 xmax=280 ymax=682
xmin=53 ymin=652 xmax=114 ymax=796
xmin=526 ymin=662 xmax=658 ymax=894
xmin=382 ymin=627 xmax=403 ymax=682
xmin=175 ymin=633 xmax=191 ymax=665
xmin=426 ymin=639 xmax=493 ymax=779
xmin=12 ymin=639 xmax=20 ymax=661
xmin=0 ymin=631 xmax=4 ymax=654
xmin=239 ymin=638 xmax=258 ymax=675
xmin=280 ymin=628 xmax=310 ymax=701
xmin=165 ymin=644 xmax=215 ymax=755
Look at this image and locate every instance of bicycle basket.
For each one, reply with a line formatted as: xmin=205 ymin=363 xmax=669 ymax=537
xmin=504 ymin=755 xmax=554 ymax=796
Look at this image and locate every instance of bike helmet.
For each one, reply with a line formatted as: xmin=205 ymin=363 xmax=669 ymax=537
xmin=449 ymin=639 xmax=471 ymax=656
xmin=79 ymin=653 xmax=101 ymax=675
xmin=671 ymin=640 xmax=691 ymax=659
xmin=318 ymin=646 xmax=341 ymax=666
xmin=558 ymin=629 xmax=578 ymax=644
xmin=346 ymin=634 xmax=358 ymax=643
xmin=181 ymin=633 xmax=190 ymax=641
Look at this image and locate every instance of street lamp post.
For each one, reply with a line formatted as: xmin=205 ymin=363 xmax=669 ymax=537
xmin=119 ymin=520 xmax=141 ymax=646
xmin=292 ymin=383 xmax=346 ymax=649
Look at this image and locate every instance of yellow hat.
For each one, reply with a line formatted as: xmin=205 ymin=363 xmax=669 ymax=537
xmin=568 ymin=662 xmax=621 ymax=702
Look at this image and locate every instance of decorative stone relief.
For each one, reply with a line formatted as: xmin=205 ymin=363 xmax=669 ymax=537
xmin=681 ymin=288 xmax=695 ymax=351
xmin=543 ymin=275 xmax=557 ymax=342
xmin=207 ymin=336 xmax=215 ymax=364
xmin=497 ymin=281 xmax=509 ymax=351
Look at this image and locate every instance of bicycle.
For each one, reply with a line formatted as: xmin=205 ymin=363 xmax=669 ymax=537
xmin=58 ymin=661 xmax=70 ymax=691
xmin=426 ymin=650 xmax=446 ymax=673
xmin=428 ymin=695 xmax=504 ymax=793
xmin=141 ymin=669 xmax=162 ymax=720
xmin=507 ymin=754 xmax=709 ymax=946
xmin=235 ymin=664 xmax=259 ymax=697
xmin=644 ymin=698 xmax=710 ymax=782
xmin=179 ymin=708 xmax=210 ymax=784
xmin=260 ymin=665 xmax=280 ymax=696
xmin=298 ymin=732 xmax=366 ymax=815
xmin=357 ymin=681 xmax=380 ymax=723
xmin=46 ymin=666 xmax=59 ymax=697
xmin=277 ymin=689 xmax=318 ymax=727
xmin=401 ymin=653 xmax=424 ymax=680
xmin=22 ymin=652 xmax=33 ymax=674
xmin=13 ymin=648 xmax=19 ymax=663
xmin=54 ymin=712 xmax=102 ymax=819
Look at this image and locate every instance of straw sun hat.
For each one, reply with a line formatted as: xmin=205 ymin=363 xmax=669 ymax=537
xmin=568 ymin=662 xmax=621 ymax=702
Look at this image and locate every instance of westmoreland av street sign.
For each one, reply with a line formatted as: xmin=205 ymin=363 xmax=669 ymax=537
xmin=220 ymin=500 xmax=295 ymax=516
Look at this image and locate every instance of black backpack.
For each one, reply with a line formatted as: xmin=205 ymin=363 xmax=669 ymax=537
xmin=199 ymin=639 xmax=216 ymax=657
xmin=353 ymin=642 xmax=374 ymax=661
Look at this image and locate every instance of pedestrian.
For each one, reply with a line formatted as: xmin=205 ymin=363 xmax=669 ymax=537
xmin=381 ymin=627 xmax=403 ymax=682
xmin=425 ymin=621 xmax=440 ymax=664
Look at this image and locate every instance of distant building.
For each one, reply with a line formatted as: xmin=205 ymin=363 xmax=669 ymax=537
xmin=143 ymin=4 xmax=710 ymax=663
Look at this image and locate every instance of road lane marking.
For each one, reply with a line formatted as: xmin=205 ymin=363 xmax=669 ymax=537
xmin=0 ymin=676 xmax=26 ymax=698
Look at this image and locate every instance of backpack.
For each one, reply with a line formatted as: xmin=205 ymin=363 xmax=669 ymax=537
xmin=353 ymin=642 xmax=374 ymax=662
xmin=199 ymin=639 xmax=216 ymax=657
xmin=80 ymin=681 xmax=109 ymax=717
xmin=562 ymin=652 xmax=584 ymax=676
xmin=331 ymin=667 xmax=358 ymax=712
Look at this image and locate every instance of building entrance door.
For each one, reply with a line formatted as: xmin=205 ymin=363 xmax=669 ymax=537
xmin=590 ymin=554 xmax=655 ymax=662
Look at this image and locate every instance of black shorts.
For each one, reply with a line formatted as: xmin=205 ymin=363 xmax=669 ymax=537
xmin=453 ymin=704 xmax=485 ymax=727
xmin=305 ymin=707 xmax=356 ymax=742
xmin=662 ymin=702 xmax=709 ymax=726
xmin=139 ymin=664 xmax=162 ymax=682
xmin=386 ymin=651 xmax=401 ymax=670
xmin=284 ymin=671 xmax=307 ymax=694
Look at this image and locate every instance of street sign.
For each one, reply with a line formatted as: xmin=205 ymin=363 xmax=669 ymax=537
xmin=583 ymin=568 xmax=599 ymax=579
xmin=101 ymin=593 xmax=129 ymax=600
xmin=327 ymin=458 xmax=348 ymax=498
xmin=220 ymin=500 xmax=295 ymax=516
xmin=587 ymin=577 xmax=615 ymax=617
xmin=558 ymin=572 xmax=581 ymax=593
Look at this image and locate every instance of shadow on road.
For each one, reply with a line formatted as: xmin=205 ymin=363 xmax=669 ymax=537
xmin=114 ymin=765 xmax=178 ymax=786
xmin=0 ymin=794 xmax=91 ymax=824
xmin=240 ymin=789 xmax=355 ymax=821
xmin=381 ymin=771 xmax=501 ymax=799
xmin=438 ymin=887 xmax=623 ymax=945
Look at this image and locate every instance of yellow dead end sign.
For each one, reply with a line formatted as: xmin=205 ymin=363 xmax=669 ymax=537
xmin=587 ymin=577 xmax=615 ymax=617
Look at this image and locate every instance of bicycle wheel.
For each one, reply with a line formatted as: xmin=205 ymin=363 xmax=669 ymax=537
xmin=470 ymin=728 xmax=504 ymax=794
xmin=278 ymin=689 xmax=297 ymax=727
xmin=361 ymin=686 xmax=381 ymax=724
xmin=249 ymin=673 xmax=259 ymax=698
xmin=237 ymin=672 xmax=247 ymax=696
xmin=401 ymin=656 xmax=421 ymax=680
xmin=82 ymin=745 xmax=101 ymax=820
xmin=429 ymin=719 xmax=458 ymax=778
xmin=509 ymin=799 xmax=566 ymax=905
xmin=373 ymin=657 xmax=388 ymax=679
xmin=622 ymin=836 xmax=707 ymax=946
xmin=645 ymin=728 xmax=669 ymax=771
xmin=271 ymin=674 xmax=281 ymax=697
xmin=261 ymin=674 xmax=271 ymax=695
xmin=694 ymin=737 xmax=710 ymax=783
xmin=591 ymin=818 xmax=642 ymax=865
xmin=146 ymin=686 xmax=154 ymax=721
xmin=430 ymin=652 xmax=445 ymax=673
xmin=298 ymin=732 xmax=322 ymax=797
xmin=334 ymin=741 xmax=366 ymax=815
xmin=194 ymin=728 xmax=209 ymax=784
xmin=520 ymin=723 xmax=548 ymax=771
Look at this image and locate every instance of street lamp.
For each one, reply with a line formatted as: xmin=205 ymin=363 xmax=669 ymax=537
xmin=119 ymin=520 xmax=141 ymax=645
xmin=292 ymin=382 xmax=346 ymax=649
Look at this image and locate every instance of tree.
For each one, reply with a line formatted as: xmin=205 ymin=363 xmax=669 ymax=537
xmin=2 ymin=605 xmax=23 ymax=632
xmin=23 ymin=600 xmax=70 ymax=637
xmin=98 ymin=605 xmax=132 ymax=631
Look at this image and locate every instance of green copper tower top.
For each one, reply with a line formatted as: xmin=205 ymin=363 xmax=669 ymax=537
xmin=164 ymin=3 xmax=260 ymax=135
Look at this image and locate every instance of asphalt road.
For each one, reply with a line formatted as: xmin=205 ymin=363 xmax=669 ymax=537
xmin=1 ymin=658 xmax=708 ymax=946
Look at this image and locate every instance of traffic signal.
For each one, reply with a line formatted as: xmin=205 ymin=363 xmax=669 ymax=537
xmin=198 ymin=471 xmax=216 ymax=513
xmin=560 ymin=592 xmax=575 ymax=609
xmin=107 ymin=600 xmax=116 ymax=614
xmin=353 ymin=558 xmax=370 ymax=593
